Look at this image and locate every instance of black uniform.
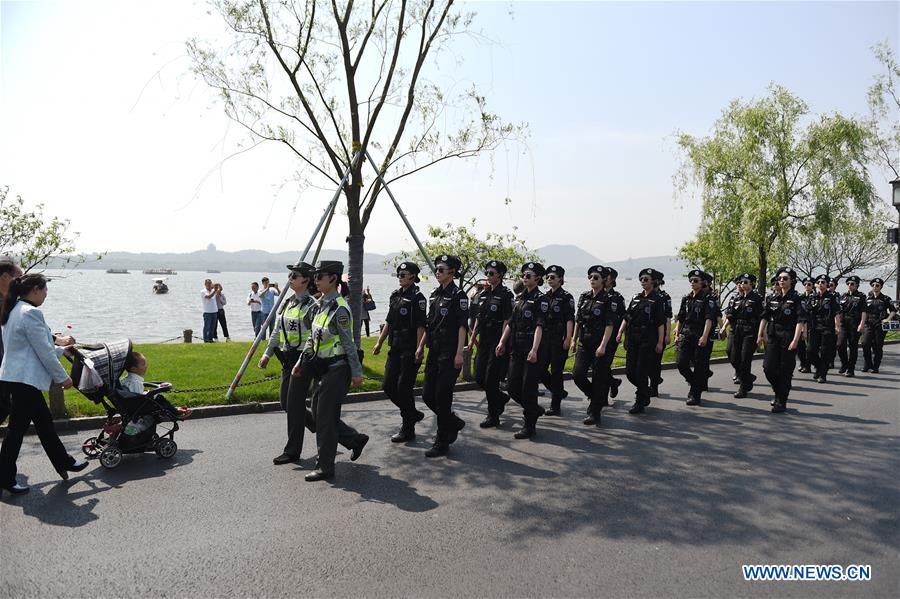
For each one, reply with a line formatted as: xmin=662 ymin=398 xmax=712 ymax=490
xmin=724 ymin=290 xmax=763 ymax=394
xmin=624 ymin=291 xmax=666 ymax=410
xmin=676 ymin=290 xmax=717 ymax=403
xmin=505 ymin=287 xmax=549 ymax=428
xmin=806 ymin=291 xmax=840 ymax=380
xmin=861 ymin=293 xmax=894 ymax=371
xmin=837 ymin=290 xmax=866 ymax=374
xmin=651 ymin=289 xmax=673 ymax=395
xmin=382 ymin=284 xmax=427 ymax=428
xmin=422 ymin=281 xmax=469 ymax=444
xmin=797 ymin=290 xmax=815 ymax=372
xmin=539 ymin=286 xmax=575 ymax=410
xmin=572 ymin=289 xmax=624 ymax=419
xmin=761 ymin=289 xmax=808 ymax=409
xmin=473 ymin=284 xmax=514 ymax=419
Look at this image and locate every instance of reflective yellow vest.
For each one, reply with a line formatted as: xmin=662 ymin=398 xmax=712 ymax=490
xmin=278 ymin=297 xmax=312 ymax=350
xmin=312 ymin=296 xmax=354 ymax=358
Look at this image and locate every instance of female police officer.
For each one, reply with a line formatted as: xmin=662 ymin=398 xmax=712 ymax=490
xmin=373 ymin=262 xmax=427 ymax=443
xmin=757 ymin=267 xmax=807 ymax=413
xmin=674 ymin=270 xmax=716 ymax=406
xmin=259 ymin=261 xmax=316 ymax=465
xmin=468 ymin=260 xmax=514 ymax=429
xmin=540 ymin=265 xmax=575 ymax=416
xmin=292 ymin=260 xmax=369 ymax=481
xmin=415 ymin=255 xmax=469 ymax=458
xmin=722 ymin=273 xmax=763 ymax=398
xmin=617 ymin=269 xmax=666 ymax=414
xmin=859 ymin=277 xmax=896 ymax=373
xmin=497 ymin=262 xmax=549 ymax=439
xmin=837 ymin=275 xmax=866 ymax=376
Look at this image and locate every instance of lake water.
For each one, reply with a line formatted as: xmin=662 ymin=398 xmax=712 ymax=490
xmin=33 ymin=268 xmax=895 ymax=344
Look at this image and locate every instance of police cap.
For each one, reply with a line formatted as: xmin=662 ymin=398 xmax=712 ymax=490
xmin=546 ymin=265 xmax=565 ymax=277
xmin=846 ymin=275 xmax=860 ymax=284
xmin=396 ymin=262 xmax=421 ymax=276
xmin=434 ymin=254 xmax=462 ymax=272
xmin=484 ymin=260 xmax=507 ymax=275
xmin=521 ymin=262 xmax=546 ymax=277
xmin=639 ymin=268 xmax=655 ymax=279
xmin=775 ymin=266 xmax=797 ymax=280
xmin=587 ymin=264 xmax=605 ymax=276
xmin=606 ymin=267 xmax=618 ymax=278
xmin=735 ymin=272 xmax=757 ymax=284
xmin=286 ymin=261 xmax=315 ymax=277
xmin=870 ymin=277 xmax=885 ymax=286
xmin=313 ymin=260 xmax=344 ymax=276
xmin=815 ymin=274 xmax=831 ymax=284
xmin=687 ymin=269 xmax=706 ymax=281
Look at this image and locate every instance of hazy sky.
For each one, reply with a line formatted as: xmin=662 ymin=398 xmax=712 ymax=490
xmin=2 ymin=0 xmax=898 ymax=261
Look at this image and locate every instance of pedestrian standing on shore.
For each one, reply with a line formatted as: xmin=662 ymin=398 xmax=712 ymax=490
xmin=0 ymin=274 xmax=88 ymax=495
xmin=261 ymin=262 xmax=317 ymax=465
xmin=201 ymin=279 xmax=219 ymax=343
xmin=213 ymin=283 xmax=230 ymax=342
xmin=361 ymin=287 xmax=374 ymax=337
xmin=373 ymin=262 xmax=427 ymax=443
xmin=258 ymin=277 xmax=279 ymax=340
xmin=247 ymin=282 xmax=262 ymax=337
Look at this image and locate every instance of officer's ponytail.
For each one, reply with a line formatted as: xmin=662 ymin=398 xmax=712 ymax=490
xmin=2 ymin=274 xmax=47 ymax=325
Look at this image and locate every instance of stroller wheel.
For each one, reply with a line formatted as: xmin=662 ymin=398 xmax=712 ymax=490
xmin=82 ymin=436 xmax=104 ymax=458
xmin=99 ymin=446 xmax=123 ymax=469
xmin=155 ymin=438 xmax=177 ymax=459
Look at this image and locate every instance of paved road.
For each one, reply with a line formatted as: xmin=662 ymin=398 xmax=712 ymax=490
xmin=2 ymin=348 xmax=899 ymax=598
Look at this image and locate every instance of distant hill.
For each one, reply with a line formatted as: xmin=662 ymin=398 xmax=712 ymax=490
xmin=534 ymin=244 xmax=602 ymax=272
xmin=605 ymin=255 xmax=690 ymax=278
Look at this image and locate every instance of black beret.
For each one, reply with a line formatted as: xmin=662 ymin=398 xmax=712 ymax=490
xmin=588 ymin=265 xmax=609 ymax=277
xmin=735 ymin=272 xmax=757 ymax=284
xmin=802 ymin=278 xmax=813 ymax=285
xmin=521 ymin=262 xmax=546 ymax=277
xmin=870 ymin=277 xmax=885 ymax=286
xmin=287 ymin=261 xmax=314 ymax=276
xmin=651 ymin=269 xmax=665 ymax=281
xmin=701 ymin=272 xmax=713 ymax=283
xmin=846 ymin=275 xmax=860 ymax=284
xmin=815 ymin=274 xmax=831 ymax=284
xmin=606 ymin=267 xmax=618 ymax=278
xmin=639 ymin=268 xmax=655 ymax=278
xmin=687 ymin=269 xmax=706 ymax=280
xmin=484 ymin=260 xmax=507 ymax=275
xmin=775 ymin=266 xmax=797 ymax=280
xmin=434 ymin=254 xmax=462 ymax=272
xmin=396 ymin=262 xmax=421 ymax=276
xmin=546 ymin=265 xmax=565 ymax=277
xmin=313 ymin=260 xmax=343 ymax=276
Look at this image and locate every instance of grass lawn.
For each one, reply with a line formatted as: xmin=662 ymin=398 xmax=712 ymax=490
xmin=60 ymin=329 xmax=898 ymax=417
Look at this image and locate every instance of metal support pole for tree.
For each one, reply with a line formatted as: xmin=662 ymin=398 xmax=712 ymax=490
xmin=226 ymin=152 xmax=360 ymax=400
xmin=365 ymin=150 xmax=436 ymax=275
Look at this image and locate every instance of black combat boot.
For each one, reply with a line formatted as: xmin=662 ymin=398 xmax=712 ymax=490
xmin=479 ymin=415 xmax=500 ymax=428
xmin=391 ymin=422 xmax=415 ymax=443
xmin=424 ymin=439 xmax=449 ymax=458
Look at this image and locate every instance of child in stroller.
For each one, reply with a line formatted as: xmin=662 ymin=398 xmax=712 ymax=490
xmin=70 ymin=339 xmax=185 ymax=469
xmin=121 ymin=351 xmax=191 ymax=419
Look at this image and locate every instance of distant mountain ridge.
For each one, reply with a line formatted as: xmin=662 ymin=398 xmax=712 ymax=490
xmin=49 ymin=246 xmax=689 ymax=277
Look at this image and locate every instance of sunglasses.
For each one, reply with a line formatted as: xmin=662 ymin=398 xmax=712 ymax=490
xmin=688 ymin=277 xmax=701 ymax=283
xmin=639 ymin=276 xmax=652 ymax=282
xmin=396 ymin=272 xmax=412 ymax=279
xmin=546 ymin=274 xmax=558 ymax=280
xmin=314 ymin=273 xmax=333 ymax=280
xmin=872 ymin=283 xmax=882 ymax=287
xmin=435 ymin=267 xmax=449 ymax=273
xmin=588 ymin=274 xmax=602 ymax=281
xmin=288 ymin=273 xmax=304 ymax=280
xmin=485 ymin=270 xmax=499 ymax=277
xmin=778 ymin=276 xmax=791 ymax=282
xmin=523 ymin=273 xmax=536 ymax=279
xmin=738 ymin=280 xmax=751 ymax=284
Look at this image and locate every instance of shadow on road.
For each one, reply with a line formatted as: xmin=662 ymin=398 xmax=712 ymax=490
xmin=330 ymin=463 xmax=439 ymax=512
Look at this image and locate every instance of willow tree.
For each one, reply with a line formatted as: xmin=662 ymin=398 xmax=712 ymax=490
xmin=188 ymin=0 xmax=523 ymax=341
xmin=676 ymin=84 xmax=877 ymax=293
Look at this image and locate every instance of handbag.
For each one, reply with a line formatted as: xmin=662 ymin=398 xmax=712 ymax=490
xmin=364 ymin=299 xmax=376 ymax=311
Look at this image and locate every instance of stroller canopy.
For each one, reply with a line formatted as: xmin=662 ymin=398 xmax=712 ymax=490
xmin=73 ymin=339 xmax=133 ymax=392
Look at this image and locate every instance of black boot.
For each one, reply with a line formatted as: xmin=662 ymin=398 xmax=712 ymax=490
xmin=391 ymin=422 xmax=415 ymax=443
xmin=610 ymin=378 xmax=621 ymax=398
xmin=771 ymin=400 xmax=786 ymax=413
xmin=838 ymin=365 xmax=847 ymax=374
xmin=514 ymin=424 xmax=536 ymax=439
xmin=424 ymin=439 xmax=449 ymax=458
xmin=479 ymin=415 xmax=500 ymax=428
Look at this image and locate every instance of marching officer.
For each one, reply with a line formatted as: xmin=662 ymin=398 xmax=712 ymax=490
xmin=415 ymin=255 xmax=469 ymax=458
xmin=617 ymin=268 xmax=666 ymax=414
xmin=837 ymin=275 xmax=866 ymax=377
xmin=496 ymin=262 xmax=548 ymax=438
xmin=650 ymin=270 xmax=672 ymax=397
xmin=797 ymin=278 xmax=815 ymax=373
xmin=859 ymin=277 xmax=896 ymax=373
xmin=604 ymin=267 xmax=625 ymax=400
xmin=469 ymin=260 xmax=514 ymax=429
xmin=540 ymin=265 xmax=575 ymax=416
xmin=674 ymin=269 xmax=716 ymax=406
xmin=292 ymin=260 xmax=369 ymax=481
xmin=572 ymin=265 xmax=624 ymax=426
xmin=373 ymin=262 xmax=427 ymax=442
xmin=722 ymin=272 xmax=763 ymax=398
xmin=259 ymin=261 xmax=316 ymax=465
xmin=806 ymin=274 xmax=841 ymax=383
xmin=757 ymin=267 xmax=807 ymax=413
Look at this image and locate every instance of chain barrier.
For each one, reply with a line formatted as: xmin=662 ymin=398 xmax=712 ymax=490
xmin=168 ymin=373 xmax=280 ymax=394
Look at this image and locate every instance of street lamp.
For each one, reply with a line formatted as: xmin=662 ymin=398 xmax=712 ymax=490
xmin=893 ymin=177 xmax=900 ymax=300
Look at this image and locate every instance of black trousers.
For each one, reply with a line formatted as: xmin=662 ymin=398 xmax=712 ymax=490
xmin=836 ymin=321 xmax=861 ymax=372
xmin=474 ymin=333 xmax=509 ymax=418
xmin=625 ymin=337 xmax=656 ymax=406
xmin=0 ymin=382 xmax=75 ymax=486
xmin=807 ymin=327 xmax=836 ymax=377
xmin=310 ymin=362 xmax=362 ymax=473
xmin=861 ymin=324 xmax=886 ymax=369
xmin=572 ymin=337 xmax=617 ymax=414
xmin=382 ymin=350 xmax=421 ymax=424
xmin=422 ymin=350 xmax=461 ymax=443
xmin=676 ymin=331 xmax=710 ymax=400
xmin=729 ymin=326 xmax=758 ymax=391
xmin=506 ymin=347 xmax=546 ymax=426
xmin=539 ymin=332 xmax=568 ymax=404
xmin=215 ymin=308 xmax=229 ymax=339
xmin=763 ymin=327 xmax=797 ymax=402
xmin=0 ymin=383 xmax=9 ymax=426
xmin=797 ymin=338 xmax=809 ymax=369
xmin=277 ymin=349 xmax=310 ymax=458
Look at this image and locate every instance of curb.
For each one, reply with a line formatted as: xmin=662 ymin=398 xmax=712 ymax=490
xmin=4 ymin=340 xmax=897 ymax=436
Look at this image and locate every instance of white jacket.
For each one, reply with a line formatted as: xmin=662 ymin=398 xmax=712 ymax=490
xmin=0 ymin=301 xmax=68 ymax=391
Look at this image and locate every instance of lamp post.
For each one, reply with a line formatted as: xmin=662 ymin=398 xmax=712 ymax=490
xmin=893 ymin=177 xmax=900 ymax=301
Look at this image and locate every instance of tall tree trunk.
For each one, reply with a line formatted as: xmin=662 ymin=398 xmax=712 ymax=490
xmin=344 ymin=163 xmax=365 ymax=351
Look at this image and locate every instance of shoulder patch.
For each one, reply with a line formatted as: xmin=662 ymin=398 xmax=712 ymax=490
xmin=337 ymin=314 xmax=350 ymax=329
xmin=460 ymin=297 xmax=469 ymax=310
xmin=419 ymin=299 xmax=427 ymax=311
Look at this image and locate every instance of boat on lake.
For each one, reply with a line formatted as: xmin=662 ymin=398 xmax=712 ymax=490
xmin=143 ymin=268 xmax=177 ymax=275
xmin=106 ymin=268 xmax=130 ymax=274
xmin=152 ymin=278 xmax=169 ymax=294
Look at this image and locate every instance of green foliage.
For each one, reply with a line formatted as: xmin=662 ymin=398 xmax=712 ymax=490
xmin=867 ymin=41 xmax=900 ymax=178
xmin=391 ymin=218 xmax=541 ymax=294
xmin=676 ymin=84 xmax=878 ymax=292
xmin=0 ymin=186 xmax=86 ymax=273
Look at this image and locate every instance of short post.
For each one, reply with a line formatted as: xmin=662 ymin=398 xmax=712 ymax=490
xmin=183 ymin=329 xmax=193 ymax=343
xmin=49 ymin=383 xmax=69 ymax=420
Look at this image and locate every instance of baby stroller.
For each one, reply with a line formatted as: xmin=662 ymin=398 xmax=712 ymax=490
xmin=69 ymin=339 xmax=180 ymax=469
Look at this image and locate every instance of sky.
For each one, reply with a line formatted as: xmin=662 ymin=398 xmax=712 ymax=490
xmin=1 ymin=0 xmax=898 ymax=262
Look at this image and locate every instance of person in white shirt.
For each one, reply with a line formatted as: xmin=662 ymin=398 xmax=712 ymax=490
xmin=201 ymin=279 xmax=219 ymax=342
xmin=212 ymin=283 xmax=229 ymax=342
xmin=120 ymin=351 xmax=190 ymax=419
xmin=247 ymin=281 xmax=263 ymax=336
